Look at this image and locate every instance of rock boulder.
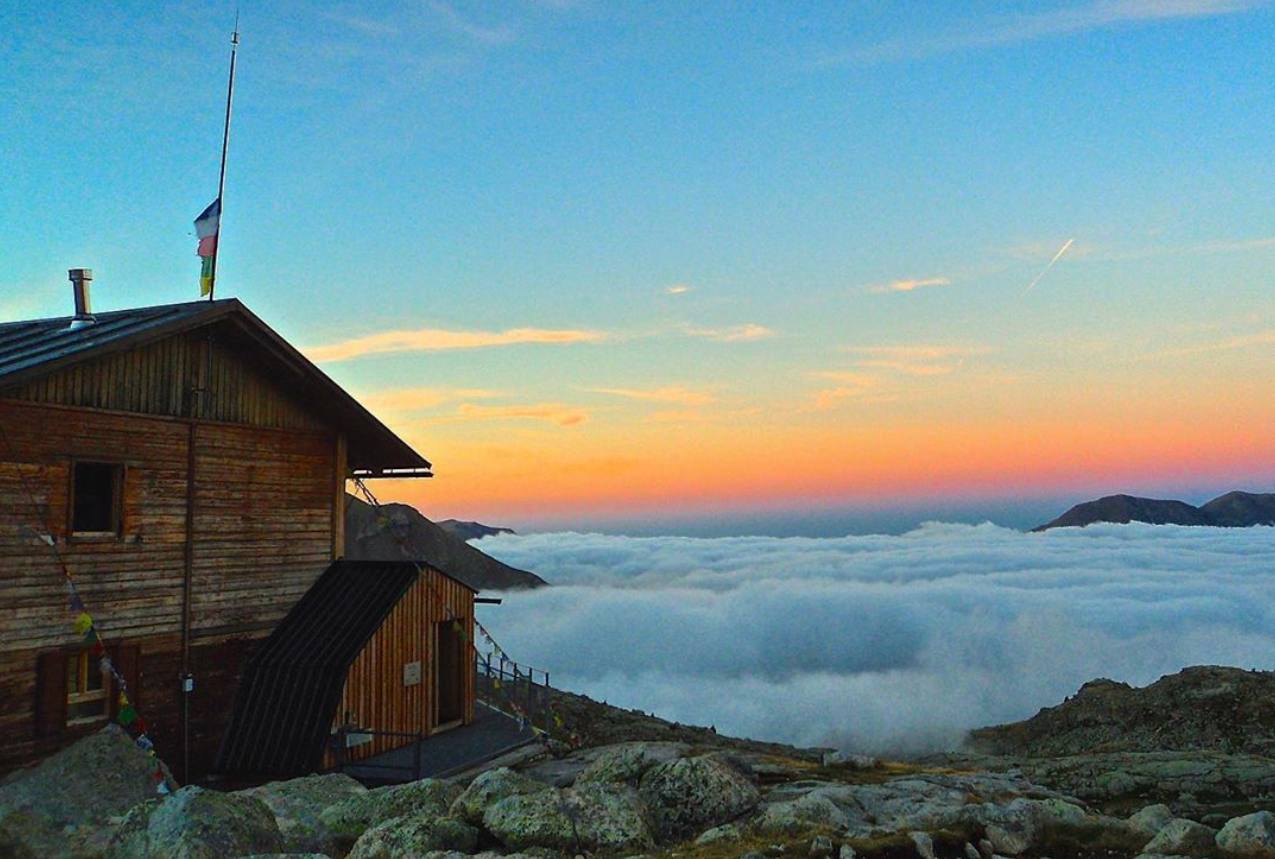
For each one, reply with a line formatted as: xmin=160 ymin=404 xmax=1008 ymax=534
xmin=450 ymin=767 xmax=551 ymax=826
xmin=637 ymin=754 xmax=760 ymax=840
xmin=0 ymin=725 xmax=176 ymax=858
xmin=1142 ymin=817 xmax=1216 ymax=854
xmin=319 ymin=777 xmax=460 ymax=850
xmin=1217 ymin=810 xmax=1275 ymax=854
xmin=347 ymin=813 xmax=479 ymax=858
xmin=482 ymin=781 xmax=654 ymax=853
xmin=239 ymin=772 xmax=367 ymax=853
xmin=105 ymin=785 xmax=282 ymax=858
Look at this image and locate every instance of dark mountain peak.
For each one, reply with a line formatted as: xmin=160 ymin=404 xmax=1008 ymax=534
xmin=1032 ymin=494 xmax=1209 ymax=531
xmin=343 ymin=495 xmax=545 ymax=590
xmin=1199 ymin=491 xmax=1275 ymax=527
xmin=1035 ymin=489 xmax=1275 ymax=531
xmin=437 ymin=519 xmax=517 ymax=542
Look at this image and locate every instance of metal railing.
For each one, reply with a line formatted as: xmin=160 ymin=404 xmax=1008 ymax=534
xmin=476 ymin=652 xmax=552 ymax=731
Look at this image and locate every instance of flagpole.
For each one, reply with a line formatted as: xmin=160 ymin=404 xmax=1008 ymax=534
xmin=209 ymin=14 xmax=239 ymax=300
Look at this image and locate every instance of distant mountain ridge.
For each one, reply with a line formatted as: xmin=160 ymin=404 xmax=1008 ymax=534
xmin=437 ymin=519 xmax=516 ymax=542
xmin=1034 ymin=490 xmax=1275 ymax=531
xmin=344 ymin=495 xmax=546 ymax=590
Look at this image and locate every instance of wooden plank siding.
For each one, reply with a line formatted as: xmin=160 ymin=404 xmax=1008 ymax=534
xmin=0 ymin=318 xmax=351 ymax=777
xmin=3 ymin=328 xmax=327 ymax=432
xmin=326 ymin=569 xmax=475 ymax=767
xmin=190 ymin=422 xmax=337 ymax=637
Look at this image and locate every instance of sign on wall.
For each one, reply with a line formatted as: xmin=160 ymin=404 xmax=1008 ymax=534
xmin=403 ymin=661 xmax=422 ymax=687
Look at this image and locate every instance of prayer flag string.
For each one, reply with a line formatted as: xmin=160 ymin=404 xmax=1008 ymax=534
xmin=0 ymin=421 xmax=171 ymax=794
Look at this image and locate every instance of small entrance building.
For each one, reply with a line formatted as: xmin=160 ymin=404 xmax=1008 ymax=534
xmin=217 ymin=559 xmax=476 ymax=776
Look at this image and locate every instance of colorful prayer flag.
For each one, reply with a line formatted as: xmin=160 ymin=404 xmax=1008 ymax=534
xmin=194 ymin=198 xmax=221 ymax=296
xmin=73 ymin=612 xmax=93 ymax=635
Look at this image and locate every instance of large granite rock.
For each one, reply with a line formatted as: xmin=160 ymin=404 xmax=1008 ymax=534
xmin=576 ymin=742 xmax=691 ymax=786
xmin=347 ymin=814 xmax=479 ymax=858
xmin=0 ymin=726 xmax=176 ymax=859
xmin=1216 ymin=810 xmax=1275 ymax=853
xmin=753 ymin=793 xmax=851 ymax=834
xmin=482 ymin=781 xmax=654 ymax=852
xmin=105 ymin=785 xmax=282 ymax=858
xmin=1141 ymin=817 xmax=1216 ymax=854
xmin=239 ymin=772 xmax=367 ymax=853
xmin=319 ymin=777 xmax=461 ymax=852
xmin=450 ymin=767 xmax=551 ymax=826
xmin=930 ymin=750 xmax=1275 ymax=821
xmin=1128 ymin=804 xmax=1175 ymax=837
xmin=638 ymin=754 xmax=760 ymax=840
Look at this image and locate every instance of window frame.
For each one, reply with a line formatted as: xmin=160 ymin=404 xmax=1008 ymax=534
xmin=67 ymin=458 xmax=126 ymax=540
xmin=65 ymin=650 xmax=110 ymax=726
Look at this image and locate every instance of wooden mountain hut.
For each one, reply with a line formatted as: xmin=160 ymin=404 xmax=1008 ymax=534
xmin=217 ymin=559 xmax=476 ymax=776
xmin=0 ymin=271 xmax=458 ymax=781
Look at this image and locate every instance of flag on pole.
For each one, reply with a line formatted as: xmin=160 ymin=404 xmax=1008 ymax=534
xmin=194 ymin=198 xmax=221 ymax=296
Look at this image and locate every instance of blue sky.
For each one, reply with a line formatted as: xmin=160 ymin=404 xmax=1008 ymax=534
xmin=3 ymin=2 xmax=1275 ymax=531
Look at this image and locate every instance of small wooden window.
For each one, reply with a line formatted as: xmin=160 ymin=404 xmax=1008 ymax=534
xmin=65 ymin=650 xmax=109 ymax=725
xmin=71 ymin=461 xmax=123 ymax=535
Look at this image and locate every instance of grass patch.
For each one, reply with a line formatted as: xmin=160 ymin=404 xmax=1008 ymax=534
xmin=749 ymin=754 xmax=977 ymax=788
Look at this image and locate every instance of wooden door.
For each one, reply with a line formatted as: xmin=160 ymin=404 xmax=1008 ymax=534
xmin=435 ymin=621 xmax=464 ymax=728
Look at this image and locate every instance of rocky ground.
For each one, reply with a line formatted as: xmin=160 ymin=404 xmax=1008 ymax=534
xmin=4 ymin=667 xmax=1275 ymax=859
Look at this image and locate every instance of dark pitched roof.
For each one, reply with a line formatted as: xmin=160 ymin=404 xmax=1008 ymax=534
xmin=217 ymin=559 xmax=475 ymax=775
xmin=0 ymin=299 xmax=429 ymax=475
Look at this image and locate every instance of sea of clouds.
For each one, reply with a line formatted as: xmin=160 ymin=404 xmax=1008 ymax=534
xmin=473 ymin=522 xmax=1275 ymax=755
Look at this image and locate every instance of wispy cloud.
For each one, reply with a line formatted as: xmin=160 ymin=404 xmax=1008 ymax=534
xmin=361 ymin=387 xmax=501 ymax=413
xmin=664 ymin=284 xmax=692 ymax=296
xmin=810 ymin=386 xmax=877 ymax=411
xmin=868 ymin=276 xmax=951 ymax=294
xmin=308 ymin=326 xmax=606 ymax=362
xmin=808 ymin=371 xmax=879 ymax=411
xmin=1087 ymin=234 xmax=1275 ymax=263
xmin=836 ymin=344 xmax=991 ymax=378
xmin=811 ymin=371 xmax=879 ymax=386
xmin=428 ymin=1 xmax=517 ymax=46
xmin=457 ymin=402 xmax=588 ymax=427
xmin=1148 ymin=328 xmax=1275 ymax=359
xmin=682 ymin=323 xmax=775 ymax=342
xmin=843 ymin=344 xmax=991 ymax=360
xmin=825 ymin=0 xmax=1263 ymax=65
xmin=588 ymin=386 xmax=716 ymax=406
xmin=318 ymin=11 xmax=400 ymax=38
xmin=856 ymin=359 xmax=958 ymax=377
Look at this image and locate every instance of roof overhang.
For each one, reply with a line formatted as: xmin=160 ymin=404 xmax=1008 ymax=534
xmin=0 ymin=298 xmax=431 ymax=475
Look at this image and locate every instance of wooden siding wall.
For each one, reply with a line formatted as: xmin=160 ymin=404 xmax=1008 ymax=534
xmin=328 ymin=570 xmax=475 ymax=765
xmin=0 ymin=392 xmax=341 ymax=776
xmin=190 ymin=423 xmax=337 ymax=636
xmin=5 ymin=329 xmax=327 ymax=431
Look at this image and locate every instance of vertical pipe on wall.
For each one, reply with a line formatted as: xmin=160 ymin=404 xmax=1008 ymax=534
xmin=179 ymin=334 xmax=210 ymax=783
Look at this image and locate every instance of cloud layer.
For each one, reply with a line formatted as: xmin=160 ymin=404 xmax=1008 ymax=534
xmin=308 ymin=326 xmax=605 ymax=362
xmin=476 ymin=523 xmax=1275 ymax=754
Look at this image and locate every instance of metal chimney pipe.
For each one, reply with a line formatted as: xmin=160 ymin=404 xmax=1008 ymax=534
xmin=69 ymin=268 xmax=94 ymax=319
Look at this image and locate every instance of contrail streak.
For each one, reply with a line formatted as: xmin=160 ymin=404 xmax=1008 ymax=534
xmin=1023 ymin=238 xmax=1075 ymax=295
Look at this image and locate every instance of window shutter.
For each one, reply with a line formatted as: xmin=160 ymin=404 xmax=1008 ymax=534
xmin=35 ymin=652 xmax=67 ymax=737
xmin=109 ymin=644 xmax=142 ymax=718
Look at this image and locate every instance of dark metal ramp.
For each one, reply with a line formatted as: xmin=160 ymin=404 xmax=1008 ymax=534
xmin=339 ymin=703 xmax=537 ymax=784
